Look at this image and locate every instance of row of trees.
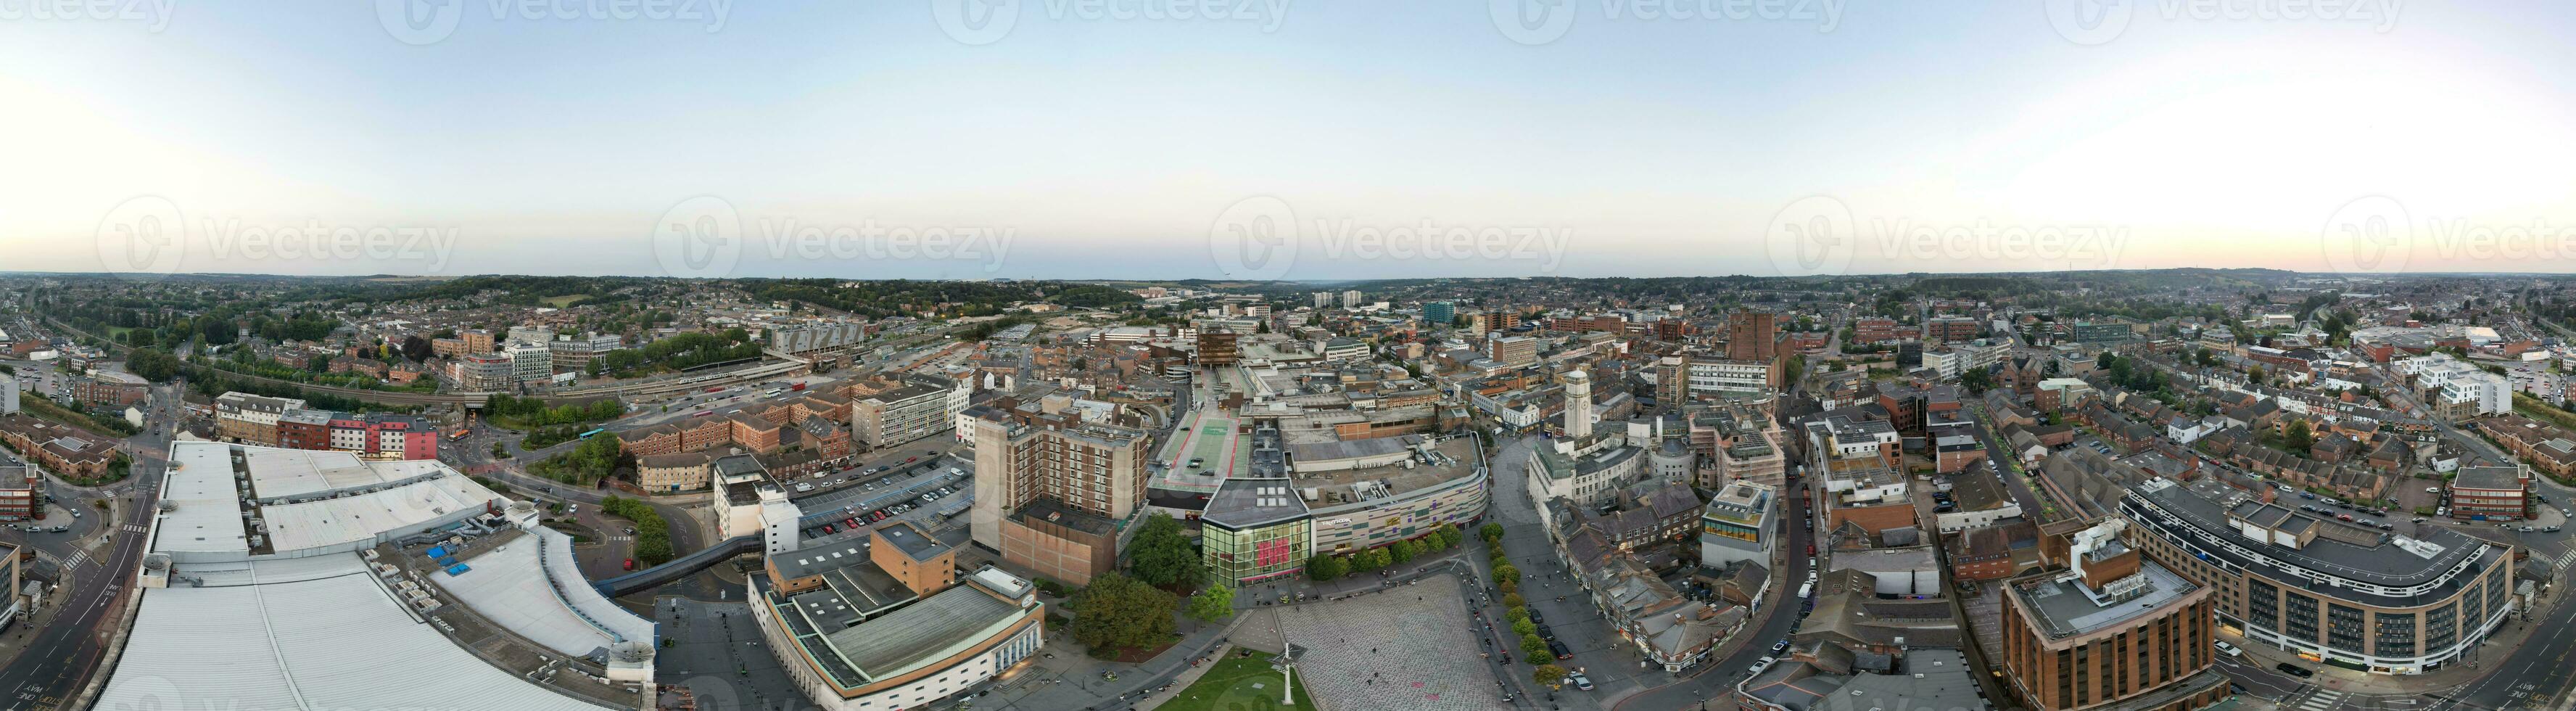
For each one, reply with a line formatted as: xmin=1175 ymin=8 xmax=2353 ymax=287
xmin=1477 ymin=522 xmax=1568 ymax=686
xmin=1304 ymin=524 xmax=1464 ymax=582
xmin=483 ymin=394 xmax=624 ymax=428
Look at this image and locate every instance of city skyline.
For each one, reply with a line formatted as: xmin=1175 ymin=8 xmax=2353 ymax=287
xmin=7 ymin=4 xmax=2573 ymax=279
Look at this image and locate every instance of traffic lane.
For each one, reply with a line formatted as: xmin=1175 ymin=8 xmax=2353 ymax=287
xmin=2443 ymin=596 xmax=2576 ymax=710
xmin=2212 ymin=656 xmax=2301 ymax=700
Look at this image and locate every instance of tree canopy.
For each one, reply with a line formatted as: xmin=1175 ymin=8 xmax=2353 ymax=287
xmin=1125 ymin=513 xmax=1205 ymax=588
xmin=1068 ymin=572 xmax=1178 ymax=652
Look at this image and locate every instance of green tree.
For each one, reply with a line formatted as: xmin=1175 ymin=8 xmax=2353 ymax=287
xmin=1351 ymin=547 xmax=1390 ymax=572
xmin=1520 ymin=635 xmax=1551 ymax=659
xmin=1185 ymin=585 xmax=1235 ymax=623
xmin=2284 ymin=419 xmax=2315 ymax=452
xmin=1388 ymin=539 xmax=1418 ymax=564
xmin=1126 ymin=513 xmax=1204 ymax=588
xmin=1960 ymin=366 xmax=1994 ymax=395
xmin=1511 ymin=617 xmax=1536 ymax=637
xmin=1502 ymin=592 xmax=1525 ymax=609
xmin=1480 ymin=522 xmax=1506 ymax=541
xmin=1495 ymin=564 xmax=1520 ymax=584
xmin=1067 ymin=572 xmax=1178 ymax=652
xmin=1506 ymin=607 xmax=1530 ymax=624
xmin=1305 ymin=554 xmax=1347 ymax=582
xmin=1533 ymin=664 xmax=1569 ymax=687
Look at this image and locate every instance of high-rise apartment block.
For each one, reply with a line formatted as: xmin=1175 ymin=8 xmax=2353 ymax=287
xmin=969 ymin=410 xmax=1151 ymax=585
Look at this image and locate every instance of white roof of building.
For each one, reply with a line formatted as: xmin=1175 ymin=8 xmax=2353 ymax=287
xmin=434 ymin=528 xmax=655 ymax=657
xmin=159 ymin=441 xmax=252 ymax=557
xmin=96 ymin=554 xmax=612 ymax=711
xmin=257 ymin=474 xmax=499 ymax=553
xmin=244 ymin=448 xmax=447 ymax=501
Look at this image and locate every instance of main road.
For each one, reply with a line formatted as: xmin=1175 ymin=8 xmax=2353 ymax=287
xmin=0 ymin=382 xmax=181 ymax=711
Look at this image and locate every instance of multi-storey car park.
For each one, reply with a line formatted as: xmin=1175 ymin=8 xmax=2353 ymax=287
xmin=2119 ymin=477 xmax=2517 ymax=675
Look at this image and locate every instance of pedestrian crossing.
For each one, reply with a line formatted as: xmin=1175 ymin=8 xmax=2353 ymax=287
xmin=123 ymin=524 xmax=148 ymax=533
xmin=2291 ymin=688 xmax=2347 ymax=711
xmin=607 ymin=535 xmax=634 ymax=543
xmin=2552 ymin=547 xmax=2576 ymax=571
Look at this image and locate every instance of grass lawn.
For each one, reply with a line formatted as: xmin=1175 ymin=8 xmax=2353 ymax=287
xmin=542 ymin=294 xmax=593 ymax=308
xmin=1157 ymin=652 xmax=1318 ymax=711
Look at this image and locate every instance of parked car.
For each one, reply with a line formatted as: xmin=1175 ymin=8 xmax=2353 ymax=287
xmin=2275 ymin=662 xmax=2314 ymax=678
xmin=1749 ymin=656 xmax=1777 ymax=675
xmin=1548 ymin=640 xmax=1573 ymax=659
xmin=622 ymin=558 xmax=635 ymax=570
xmin=2214 ymin=641 xmax=2242 ymax=657
xmin=1569 ymin=673 xmax=1593 ymax=691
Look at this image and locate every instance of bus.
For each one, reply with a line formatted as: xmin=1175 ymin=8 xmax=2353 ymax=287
xmin=447 ymin=430 xmax=471 ymax=443
xmin=577 ymin=428 xmax=607 ymax=440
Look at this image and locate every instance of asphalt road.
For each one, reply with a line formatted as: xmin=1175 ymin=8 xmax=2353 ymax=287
xmin=1614 ymin=469 xmax=1815 ymax=711
xmin=0 ymin=382 xmax=180 ymax=711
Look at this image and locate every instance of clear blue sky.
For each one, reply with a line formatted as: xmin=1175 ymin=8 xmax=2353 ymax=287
xmin=5 ymin=1 xmax=2572 ymax=280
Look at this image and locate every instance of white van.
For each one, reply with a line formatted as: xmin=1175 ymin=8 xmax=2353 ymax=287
xmin=2213 ymin=641 xmax=2243 ymax=657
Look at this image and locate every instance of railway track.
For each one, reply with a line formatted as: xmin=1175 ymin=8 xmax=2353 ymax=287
xmin=43 ymin=316 xmax=809 ymax=407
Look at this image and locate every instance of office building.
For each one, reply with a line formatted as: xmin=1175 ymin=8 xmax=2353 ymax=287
xmin=2446 ymin=464 xmax=2530 ymax=521
xmin=2121 ymin=477 xmax=2517 ymax=675
xmin=1489 ymin=336 xmax=1537 ymax=367
xmin=1654 ymin=354 xmax=1690 ymax=409
xmin=71 ymin=371 xmax=148 ymax=408
xmin=851 ymin=377 xmax=954 ymax=449
xmin=1422 ymin=301 xmax=1456 ymax=326
xmin=1998 ymin=519 xmax=2230 ymax=711
xmin=547 ymin=332 xmax=624 ymax=368
xmin=457 ymin=353 xmax=513 ymax=392
xmin=505 ymin=342 xmax=553 ymax=385
xmin=1725 ymin=309 xmax=1776 ymax=362
xmin=1195 ymin=329 xmax=1239 ymax=366
xmin=1697 ymin=480 xmax=1772 ymax=568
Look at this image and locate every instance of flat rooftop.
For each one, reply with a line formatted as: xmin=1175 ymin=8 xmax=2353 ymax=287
xmin=2009 ymin=559 xmax=2196 ymax=640
xmin=2126 ymin=478 xmax=2496 ymax=603
xmin=877 ymin=522 xmax=947 ymax=562
xmin=1295 ymin=435 xmax=1480 ymax=508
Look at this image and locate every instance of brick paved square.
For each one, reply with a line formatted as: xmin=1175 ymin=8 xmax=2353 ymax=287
xmin=1273 ymin=577 xmax=1508 ymax=711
